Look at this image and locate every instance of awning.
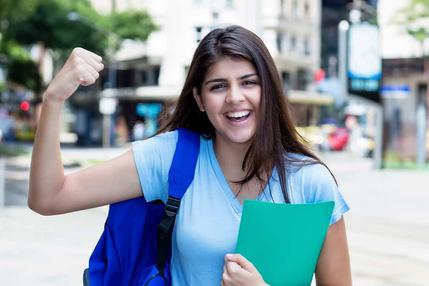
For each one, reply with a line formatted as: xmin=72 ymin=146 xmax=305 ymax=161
xmin=287 ymin=90 xmax=334 ymax=105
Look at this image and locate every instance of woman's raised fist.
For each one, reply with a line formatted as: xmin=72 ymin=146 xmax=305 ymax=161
xmin=44 ymin=47 xmax=104 ymax=103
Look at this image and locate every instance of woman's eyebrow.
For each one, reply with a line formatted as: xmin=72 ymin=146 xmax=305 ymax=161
xmin=204 ymin=78 xmax=226 ymax=85
xmin=240 ymin=73 xmax=258 ymax=80
xmin=204 ymin=73 xmax=258 ymax=86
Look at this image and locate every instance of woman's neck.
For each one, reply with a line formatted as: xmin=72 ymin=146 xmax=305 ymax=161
xmin=213 ymin=136 xmax=251 ymax=182
xmin=213 ymin=135 xmax=268 ymax=203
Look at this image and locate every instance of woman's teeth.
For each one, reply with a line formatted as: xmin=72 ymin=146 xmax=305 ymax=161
xmin=226 ymin=111 xmax=250 ymax=120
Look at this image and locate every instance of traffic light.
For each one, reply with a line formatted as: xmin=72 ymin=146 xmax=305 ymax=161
xmin=20 ymin=100 xmax=30 ymax=112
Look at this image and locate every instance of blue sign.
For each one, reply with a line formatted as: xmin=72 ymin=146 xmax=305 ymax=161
xmin=136 ymin=103 xmax=162 ymax=118
xmin=381 ymin=84 xmax=410 ymax=98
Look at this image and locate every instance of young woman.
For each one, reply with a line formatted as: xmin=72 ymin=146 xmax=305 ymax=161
xmin=29 ymin=25 xmax=352 ymax=285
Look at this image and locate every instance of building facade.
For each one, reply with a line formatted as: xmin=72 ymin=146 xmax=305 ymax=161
xmin=91 ymin=0 xmax=321 ymax=95
xmin=378 ymin=0 xmax=429 ymax=163
xmin=87 ymin=0 xmax=327 ymax=142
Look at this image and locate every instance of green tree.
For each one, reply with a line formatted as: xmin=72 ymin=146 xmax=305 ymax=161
xmin=0 ymin=0 xmax=39 ymax=92
xmin=0 ymin=37 xmax=41 ymax=93
xmin=7 ymin=58 xmax=42 ymax=93
xmin=1 ymin=0 xmax=157 ymax=92
xmin=3 ymin=0 xmax=158 ymax=56
xmin=399 ymin=0 xmax=429 ymax=52
xmin=0 ymin=0 xmax=106 ymax=92
xmin=0 ymin=0 xmax=37 ymax=31
xmin=4 ymin=0 xmax=108 ymax=55
xmin=110 ymin=11 xmax=157 ymax=42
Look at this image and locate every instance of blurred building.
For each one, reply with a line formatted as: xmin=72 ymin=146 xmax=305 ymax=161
xmin=88 ymin=0 xmax=332 ymax=142
xmin=378 ymin=0 xmax=429 ymax=162
xmin=321 ymin=0 xmax=378 ymax=76
xmin=306 ymin=0 xmax=396 ymax=160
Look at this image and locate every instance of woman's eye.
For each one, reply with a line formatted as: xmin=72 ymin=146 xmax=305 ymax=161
xmin=243 ymin=80 xmax=258 ymax=86
xmin=210 ymin=83 xmax=227 ymax=91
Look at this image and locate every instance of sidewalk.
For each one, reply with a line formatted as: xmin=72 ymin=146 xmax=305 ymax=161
xmin=0 ymin=207 xmax=107 ymax=285
xmin=322 ymin=152 xmax=429 ymax=286
xmin=0 ymin=145 xmax=128 ymax=286
xmin=1 ymin=147 xmax=428 ymax=285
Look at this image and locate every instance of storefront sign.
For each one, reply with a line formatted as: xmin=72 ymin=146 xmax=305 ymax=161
xmin=348 ymin=23 xmax=382 ymax=102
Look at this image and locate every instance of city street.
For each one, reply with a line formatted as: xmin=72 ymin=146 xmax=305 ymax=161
xmin=1 ymin=0 xmax=429 ymax=285
xmin=0 ymin=146 xmax=428 ymax=285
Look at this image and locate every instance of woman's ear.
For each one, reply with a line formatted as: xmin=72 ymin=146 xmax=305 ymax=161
xmin=193 ymin=87 xmax=205 ymax=112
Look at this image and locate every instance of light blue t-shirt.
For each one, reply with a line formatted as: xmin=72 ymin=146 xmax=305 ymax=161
xmin=132 ymin=131 xmax=349 ymax=286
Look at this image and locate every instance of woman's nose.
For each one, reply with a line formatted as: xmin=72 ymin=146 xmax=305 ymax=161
xmin=225 ymin=84 xmax=245 ymax=104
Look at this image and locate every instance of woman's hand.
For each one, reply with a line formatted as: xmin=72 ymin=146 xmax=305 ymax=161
xmin=45 ymin=47 xmax=104 ymax=103
xmin=221 ymin=253 xmax=269 ymax=286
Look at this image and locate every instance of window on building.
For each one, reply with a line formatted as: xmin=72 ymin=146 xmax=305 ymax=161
xmin=153 ymin=66 xmax=160 ymax=85
xmin=296 ymin=69 xmax=308 ymax=90
xmin=292 ymin=0 xmax=298 ymax=18
xmin=195 ymin=26 xmax=203 ymax=43
xmin=304 ymin=38 xmax=311 ymax=56
xmin=140 ymin=70 xmax=147 ymax=85
xmin=281 ymin=71 xmax=291 ymax=92
xmin=225 ymin=0 xmax=234 ymax=8
xmin=304 ymin=1 xmax=310 ymax=17
xmin=212 ymin=11 xmax=219 ymax=22
xmin=290 ymin=35 xmax=296 ymax=52
xmin=276 ymin=32 xmax=283 ymax=53
xmin=117 ymin=69 xmax=135 ymax=88
xmin=140 ymin=65 xmax=160 ymax=86
xmin=280 ymin=0 xmax=286 ymax=16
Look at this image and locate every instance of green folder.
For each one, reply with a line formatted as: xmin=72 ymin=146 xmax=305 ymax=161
xmin=235 ymin=200 xmax=334 ymax=286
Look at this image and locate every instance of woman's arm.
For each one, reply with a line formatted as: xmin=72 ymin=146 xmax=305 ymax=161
xmin=315 ymin=217 xmax=352 ymax=285
xmin=28 ymin=48 xmax=142 ymax=215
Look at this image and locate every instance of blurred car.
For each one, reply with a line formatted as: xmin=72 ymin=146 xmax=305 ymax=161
xmin=297 ymin=124 xmax=349 ymax=152
xmin=356 ymin=134 xmax=375 ymax=158
xmin=296 ymin=125 xmax=326 ymax=149
xmin=327 ymin=127 xmax=349 ymax=151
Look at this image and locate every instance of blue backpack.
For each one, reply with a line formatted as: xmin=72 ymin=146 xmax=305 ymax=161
xmin=84 ymin=128 xmax=200 ymax=286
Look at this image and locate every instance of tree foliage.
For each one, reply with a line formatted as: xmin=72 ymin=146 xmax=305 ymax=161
xmin=0 ymin=0 xmax=157 ymax=91
xmin=110 ymin=11 xmax=158 ymax=42
xmin=7 ymin=58 xmax=42 ymax=92
xmin=0 ymin=0 xmax=37 ymax=30
xmin=0 ymin=38 xmax=41 ymax=92
xmin=2 ymin=0 xmax=157 ymax=56
xmin=3 ymin=0 xmax=108 ymax=55
xmin=399 ymin=0 xmax=429 ymax=47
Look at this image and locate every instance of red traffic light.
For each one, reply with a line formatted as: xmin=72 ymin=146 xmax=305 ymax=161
xmin=20 ymin=101 xmax=30 ymax=112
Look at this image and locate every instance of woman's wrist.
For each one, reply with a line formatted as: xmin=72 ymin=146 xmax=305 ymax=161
xmin=42 ymin=91 xmax=65 ymax=107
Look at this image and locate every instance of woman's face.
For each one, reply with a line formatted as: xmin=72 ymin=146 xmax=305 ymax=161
xmin=193 ymin=57 xmax=261 ymax=147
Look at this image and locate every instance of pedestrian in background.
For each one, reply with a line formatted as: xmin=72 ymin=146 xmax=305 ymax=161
xmin=29 ymin=25 xmax=351 ymax=285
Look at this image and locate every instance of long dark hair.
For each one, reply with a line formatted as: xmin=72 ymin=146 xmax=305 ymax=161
xmin=159 ymin=25 xmax=334 ymax=202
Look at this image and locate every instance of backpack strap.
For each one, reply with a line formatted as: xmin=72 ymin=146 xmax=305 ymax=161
xmin=168 ymin=128 xmax=200 ymax=198
xmin=156 ymin=128 xmax=200 ymax=273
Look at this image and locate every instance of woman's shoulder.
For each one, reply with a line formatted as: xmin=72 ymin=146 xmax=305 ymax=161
xmin=284 ymin=154 xmax=349 ymax=224
xmin=285 ymin=153 xmax=322 ymax=171
xmin=284 ymin=153 xmax=335 ymax=187
xmin=132 ymin=130 xmax=178 ymax=148
xmin=131 ymin=131 xmax=180 ymax=170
